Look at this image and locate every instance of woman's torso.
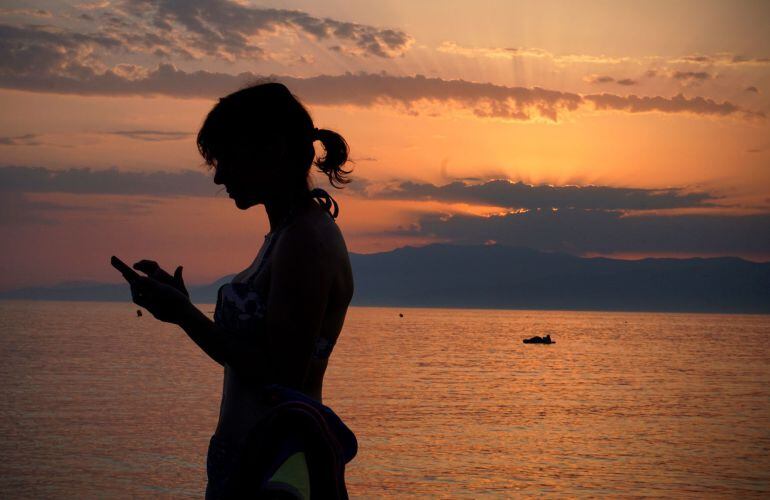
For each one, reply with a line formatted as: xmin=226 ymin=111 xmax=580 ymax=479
xmin=213 ymin=199 xmax=354 ymax=445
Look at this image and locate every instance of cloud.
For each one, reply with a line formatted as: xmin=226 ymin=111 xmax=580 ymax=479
xmin=0 ymin=191 xmax=79 ymax=225
xmin=0 ymin=65 xmax=762 ymax=122
xmin=438 ymin=43 xmax=770 ymax=69
xmin=0 ymin=8 xmax=52 ymax=18
xmin=583 ymin=92 xmax=757 ymax=119
xmin=363 ymin=179 xmax=719 ymax=210
xmin=121 ymin=0 xmax=413 ymax=59
xmin=0 ymin=23 xmax=134 ymax=83
xmin=746 ymin=141 xmax=769 ymax=153
xmin=0 ymin=133 xmax=74 ymax=148
xmin=0 ymin=191 xmax=163 ymax=226
xmin=672 ymin=71 xmax=712 ymax=82
xmin=33 ymin=0 xmax=412 ymax=62
xmin=0 ymin=17 xmax=761 ymax=122
xmin=437 ymin=42 xmax=631 ymax=65
xmin=0 ymin=2 xmax=412 ymax=89
xmin=0 ymin=165 xmax=217 ymax=197
xmin=347 ymin=176 xmax=769 ymax=258
xmin=585 ymin=75 xmax=637 ymax=86
xmin=0 ymin=133 xmax=43 ymax=146
xmin=673 ymin=53 xmax=770 ymax=67
xmin=106 ymin=130 xmax=193 ymax=141
xmin=77 ymin=1 xmax=111 ymax=10
xmin=394 ymin=209 xmax=770 ymax=255
xmin=586 ymin=75 xmax=616 ymax=84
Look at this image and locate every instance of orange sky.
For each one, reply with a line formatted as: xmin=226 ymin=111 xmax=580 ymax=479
xmin=0 ymin=0 xmax=769 ymax=290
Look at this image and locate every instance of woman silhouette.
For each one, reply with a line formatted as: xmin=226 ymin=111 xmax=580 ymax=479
xmin=111 ymin=82 xmax=356 ymax=499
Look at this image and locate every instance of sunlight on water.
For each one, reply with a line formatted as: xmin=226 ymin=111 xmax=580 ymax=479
xmin=0 ymin=301 xmax=768 ymax=497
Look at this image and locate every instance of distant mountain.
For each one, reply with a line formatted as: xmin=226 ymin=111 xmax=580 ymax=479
xmin=1 ymin=244 xmax=768 ymax=313
xmin=0 ymin=275 xmax=236 ymax=304
xmin=350 ymin=244 xmax=770 ymax=313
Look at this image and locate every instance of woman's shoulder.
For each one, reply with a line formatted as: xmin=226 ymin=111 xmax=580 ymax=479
xmin=285 ymin=200 xmax=337 ymax=238
xmin=276 ymin=203 xmax=347 ymax=263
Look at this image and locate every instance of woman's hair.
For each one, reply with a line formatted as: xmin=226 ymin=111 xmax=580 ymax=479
xmin=196 ymin=81 xmax=352 ymax=188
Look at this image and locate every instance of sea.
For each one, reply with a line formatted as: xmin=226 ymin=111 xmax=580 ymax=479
xmin=0 ymin=301 xmax=768 ymax=498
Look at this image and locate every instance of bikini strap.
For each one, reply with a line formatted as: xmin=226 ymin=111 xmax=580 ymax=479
xmin=308 ymin=187 xmax=339 ymax=219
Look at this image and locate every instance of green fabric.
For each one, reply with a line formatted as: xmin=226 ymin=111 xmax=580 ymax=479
xmin=268 ymin=451 xmax=311 ymax=499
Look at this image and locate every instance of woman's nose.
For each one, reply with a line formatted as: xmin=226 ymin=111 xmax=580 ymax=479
xmin=213 ymin=166 xmax=225 ymax=185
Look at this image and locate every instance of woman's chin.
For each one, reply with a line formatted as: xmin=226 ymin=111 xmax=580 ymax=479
xmin=233 ymin=197 xmax=257 ymax=210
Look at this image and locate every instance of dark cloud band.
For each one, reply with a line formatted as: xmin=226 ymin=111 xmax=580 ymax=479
xmin=0 ymin=165 xmax=215 ymax=197
xmin=106 ymin=130 xmax=193 ymax=141
xmin=395 ymin=209 xmax=770 ymax=255
xmin=3 ymin=165 xmax=767 ymax=256
xmin=0 ymin=64 xmax=762 ymax=121
xmin=365 ymin=179 xmax=719 ymax=210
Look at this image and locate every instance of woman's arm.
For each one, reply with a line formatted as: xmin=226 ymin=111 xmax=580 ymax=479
xmin=176 ymin=302 xmax=271 ymax=383
xmin=175 ymin=303 xmax=229 ymax=366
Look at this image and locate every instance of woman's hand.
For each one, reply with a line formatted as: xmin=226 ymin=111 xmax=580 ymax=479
xmin=132 ymin=259 xmax=189 ymax=298
xmin=111 ymin=256 xmax=192 ymax=324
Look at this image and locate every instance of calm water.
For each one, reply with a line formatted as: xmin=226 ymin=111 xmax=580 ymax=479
xmin=0 ymin=301 xmax=768 ymax=498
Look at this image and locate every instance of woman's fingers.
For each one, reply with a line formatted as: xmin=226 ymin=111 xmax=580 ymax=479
xmin=134 ymin=259 xmax=174 ymax=282
xmin=111 ymin=256 xmax=141 ymax=284
xmin=133 ymin=259 xmax=159 ymax=273
xmin=129 ymin=259 xmax=189 ymax=299
xmin=173 ymin=266 xmax=190 ymax=297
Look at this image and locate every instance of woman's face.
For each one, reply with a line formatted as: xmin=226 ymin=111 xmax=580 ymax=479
xmin=212 ymin=139 xmax=284 ymax=209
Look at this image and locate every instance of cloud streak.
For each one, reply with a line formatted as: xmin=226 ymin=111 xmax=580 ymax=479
xmin=672 ymin=71 xmax=712 ymax=82
xmin=585 ymin=74 xmax=638 ymax=86
xmin=673 ymin=53 xmax=770 ymax=67
xmin=0 ymin=8 xmax=52 ymax=18
xmin=0 ymin=134 xmax=43 ymax=146
xmin=364 ymin=179 xmax=720 ymax=210
xmin=0 ymin=165 xmax=216 ymax=197
xmin=2 ymin=167 xmax=722 ymax=213
xmin=0 ymin=191 xmax=163 ymax=226
xmin=0 ymin=64 xmax=762 ymax=122
xmin=439 ymin=42 xmax=770 ymax=68
xmin=437 ymin=42 xmax=632 ymax=65
xmin=106 ymin=130 xmax=193 ymax=141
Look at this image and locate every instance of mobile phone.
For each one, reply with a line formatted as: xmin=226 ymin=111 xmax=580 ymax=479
xmin=111 ymin=255 xmax=140 ymax=282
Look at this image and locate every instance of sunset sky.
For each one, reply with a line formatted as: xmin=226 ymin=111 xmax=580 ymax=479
xmin=1 ymin=0 xmax=769 ymax=290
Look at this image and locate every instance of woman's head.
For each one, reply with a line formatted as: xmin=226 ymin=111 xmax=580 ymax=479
xmin=197 ymin=82 xmax=351 ymax=209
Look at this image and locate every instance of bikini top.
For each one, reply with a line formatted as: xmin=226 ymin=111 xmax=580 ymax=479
xmin=214 ymin=188 xmax=339 ymax=360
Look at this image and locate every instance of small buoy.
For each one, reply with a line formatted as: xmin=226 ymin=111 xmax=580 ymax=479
xmin=136 ymin=309 xmax=142 ymax=317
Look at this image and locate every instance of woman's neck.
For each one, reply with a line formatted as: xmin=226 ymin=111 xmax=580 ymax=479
xmin=263 ymin=188 xmax=312 ymax=233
